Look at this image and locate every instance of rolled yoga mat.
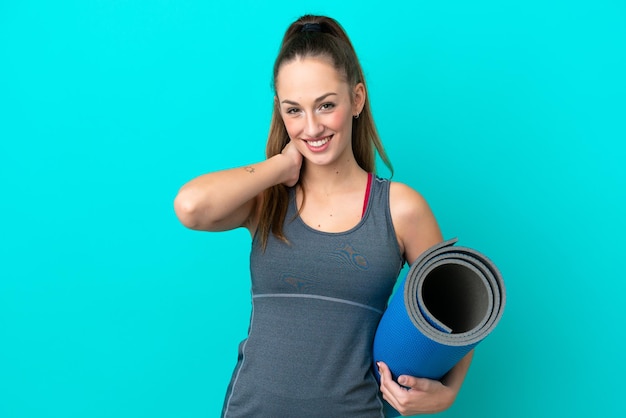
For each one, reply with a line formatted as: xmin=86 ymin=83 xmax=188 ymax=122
xmin=373 ymin=238 xmax=505 ymax=406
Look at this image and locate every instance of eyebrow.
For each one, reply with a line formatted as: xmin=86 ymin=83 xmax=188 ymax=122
xmin=280 ymin=92 xmax=337 ymax=106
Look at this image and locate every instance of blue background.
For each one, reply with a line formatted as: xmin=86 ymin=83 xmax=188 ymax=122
xmin=1 ymin=1 xmax=624 ymax=417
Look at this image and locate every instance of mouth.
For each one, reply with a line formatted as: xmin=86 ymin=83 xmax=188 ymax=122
xmin=303 ymin=135 xmax=333 ymax=149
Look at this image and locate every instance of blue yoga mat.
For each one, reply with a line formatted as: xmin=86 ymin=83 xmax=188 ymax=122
xmin=373 ymin=238 xmax=505 ymax=415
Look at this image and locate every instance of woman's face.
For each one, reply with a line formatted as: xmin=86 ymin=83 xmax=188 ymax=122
xmin=275 ymin=57 xmax=364 ymax=167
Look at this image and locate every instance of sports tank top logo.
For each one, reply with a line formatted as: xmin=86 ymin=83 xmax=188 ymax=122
xmin=282 ymin=274 xmax=316 ymax=291
xmin=329 ymin=243 xmax=370 ymax=270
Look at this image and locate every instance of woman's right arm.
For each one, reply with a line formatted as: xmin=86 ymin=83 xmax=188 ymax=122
xmin=174 ymin=143 xmax=302 ymax=233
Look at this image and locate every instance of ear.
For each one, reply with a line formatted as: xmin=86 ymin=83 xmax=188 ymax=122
xmin=352 ymin=83 xmax=366 ymax=116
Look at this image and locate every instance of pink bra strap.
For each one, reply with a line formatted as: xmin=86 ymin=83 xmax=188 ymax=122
xmin=362 ymin=172 xmax=373 ymax=218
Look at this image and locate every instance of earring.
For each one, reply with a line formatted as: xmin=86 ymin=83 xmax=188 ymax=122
xmin=354 ymin=113 xmax=360 ymax=119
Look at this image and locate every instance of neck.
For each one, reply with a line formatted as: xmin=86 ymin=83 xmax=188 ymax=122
xmin=300 ymin=158 xmax=367 ymax=195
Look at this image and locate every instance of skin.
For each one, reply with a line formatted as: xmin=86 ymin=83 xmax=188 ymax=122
xmin=276 ymin=57 xmax=368 ymax=232
xmin=174 ymin=56 xmax=473 ymax=415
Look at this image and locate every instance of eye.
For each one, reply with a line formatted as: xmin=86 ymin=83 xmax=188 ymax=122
xmin=319 ymin=102 xmax=335 ymax=111
xmin=285 ymin=107 xmax=301 ymax=115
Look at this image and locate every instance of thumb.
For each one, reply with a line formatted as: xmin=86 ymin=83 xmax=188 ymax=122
xmin=397 ymin=375 xmax=431 ymax=391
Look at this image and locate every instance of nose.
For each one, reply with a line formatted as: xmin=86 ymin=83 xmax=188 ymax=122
xmin=304 ymin=112 xmax=324 ymax=138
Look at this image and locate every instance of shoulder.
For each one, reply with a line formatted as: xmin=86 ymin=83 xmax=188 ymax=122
xmin=388 ymin=181 xmax=443 ymax=265
xmin=388 ymin=181 xmax=433 ymax=223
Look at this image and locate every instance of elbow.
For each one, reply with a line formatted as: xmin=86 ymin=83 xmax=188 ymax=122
xmin=174 ymin=190 xmax=203 ymax=230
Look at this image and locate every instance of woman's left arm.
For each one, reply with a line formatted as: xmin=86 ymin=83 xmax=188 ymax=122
xmin=384 ymin=182 xmax=474 ymax=415
xmin=378 ymin=351 xmax=473 ymax=415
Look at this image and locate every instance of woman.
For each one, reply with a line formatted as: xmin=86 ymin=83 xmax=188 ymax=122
xmin=174 ymin=14 xmax=473 ymax=417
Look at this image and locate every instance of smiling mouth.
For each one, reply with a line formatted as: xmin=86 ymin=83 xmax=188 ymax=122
xmin=304 ymin=135 xmax=332 ymax=148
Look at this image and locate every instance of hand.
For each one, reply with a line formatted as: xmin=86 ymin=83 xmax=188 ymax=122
xmin=280 ymin=140 xmax=303 ymax=187
xmin=378 ymin=361 xmax=457 ymax=416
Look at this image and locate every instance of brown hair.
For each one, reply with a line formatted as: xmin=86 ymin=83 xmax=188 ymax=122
xmin=257 ymin=15 xmax=393 ymax=248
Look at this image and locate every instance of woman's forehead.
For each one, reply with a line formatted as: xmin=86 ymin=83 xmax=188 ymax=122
xmin=275 ymin=57 xmax=349 ymax=100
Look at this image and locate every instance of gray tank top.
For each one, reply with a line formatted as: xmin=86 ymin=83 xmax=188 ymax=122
xmin=222 ymin=176 xmax=404 ymax=418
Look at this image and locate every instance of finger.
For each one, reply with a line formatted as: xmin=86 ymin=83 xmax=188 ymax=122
xmin=377 ymin=362 xmax=398 ymax=404
xmin=378 ymin=363 xmax=405 ymax=390
xmin=377 ymin=362 xmax=402 ymax=390
xmin=377 ymin=361 xmax=392 ymax=381
xmin=397 ymin=375 xmax=426 ymax=390
xmin=378 ymin=363 xmax=408 ymax=397
xmin=398 ymin=375 xmax=441 ymax=394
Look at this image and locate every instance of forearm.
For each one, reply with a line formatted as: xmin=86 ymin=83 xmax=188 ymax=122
xmin=441 ymin=349 xmax=474 ymax=393
xmin=174 ymin=154 xmax=293 ymax=230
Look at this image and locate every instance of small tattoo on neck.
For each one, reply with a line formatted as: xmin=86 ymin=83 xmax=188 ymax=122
xmin=245 ymin=166 xmax=255 ymax=174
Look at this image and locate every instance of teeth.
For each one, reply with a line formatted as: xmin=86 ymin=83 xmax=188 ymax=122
xmin=308 ymin=137 xmax=330 ymax=147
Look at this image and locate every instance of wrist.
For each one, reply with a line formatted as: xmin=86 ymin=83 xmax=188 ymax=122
xmin=271 ymin=153 xmax=300 ymax=187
